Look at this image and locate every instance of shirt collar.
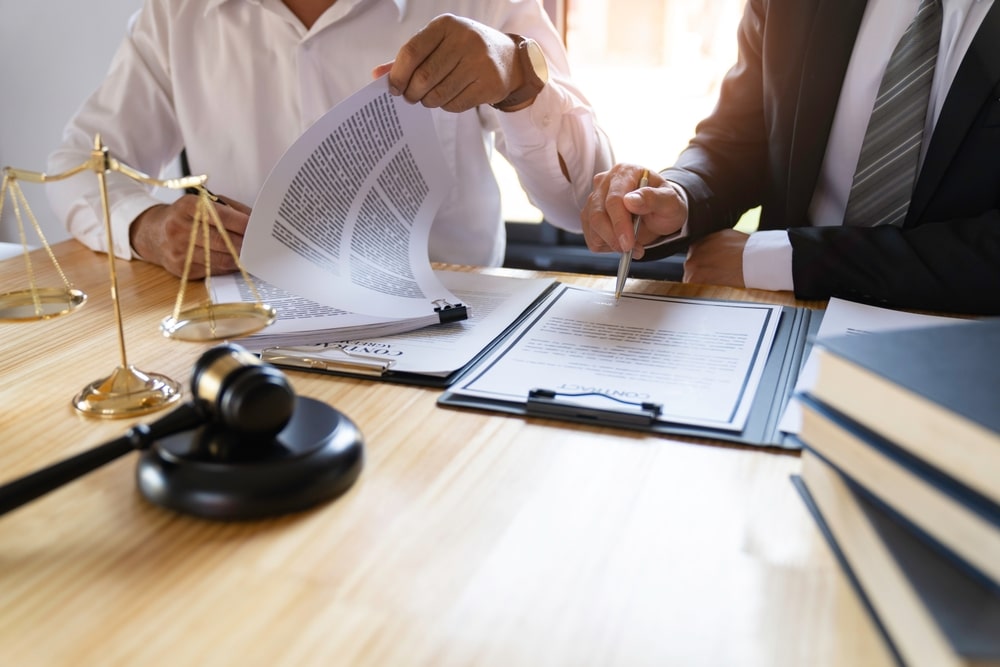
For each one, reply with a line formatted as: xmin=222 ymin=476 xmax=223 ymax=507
xmin=204 ymin=0 xmax=235 ymax=14
xmin=202 ymin=0 xmax=407 ymax=20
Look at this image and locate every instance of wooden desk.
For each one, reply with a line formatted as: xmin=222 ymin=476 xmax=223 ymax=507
xmin=0 ymin=241 xmax=892 ymax=666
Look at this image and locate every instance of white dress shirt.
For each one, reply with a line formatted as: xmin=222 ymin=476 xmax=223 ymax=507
xmin=46 ymin=0 xmax=612 ymax=267
xmin=742 ymin=0 xmax=993 ymax=291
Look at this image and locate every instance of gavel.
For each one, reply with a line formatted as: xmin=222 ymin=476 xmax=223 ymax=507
xmin=0 ymin=344 xmax=363 ymax=519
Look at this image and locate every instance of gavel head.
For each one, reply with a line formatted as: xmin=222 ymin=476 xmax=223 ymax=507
xmin=190 ymin=343 xmax=295 ymax=437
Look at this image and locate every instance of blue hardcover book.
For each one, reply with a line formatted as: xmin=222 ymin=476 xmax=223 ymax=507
xmin=794 ymin=451 xmax=1000 ymax=667
xmin=808 ymin=319 xmax=1000 ymax=508
xmin=796 ymin=393 xmax=1000 ymax=588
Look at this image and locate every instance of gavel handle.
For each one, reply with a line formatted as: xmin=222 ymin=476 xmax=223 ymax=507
xmin=0 ymin=402 xmax=207 ymax=517
xmin=0 ymin=437 xmax=135 ymax=516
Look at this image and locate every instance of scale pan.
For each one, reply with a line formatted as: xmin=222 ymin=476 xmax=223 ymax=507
xmin=160 ymin=302 xmax=276 ymax=341
xmin=0 ymin=287 xmax=86 ymax=322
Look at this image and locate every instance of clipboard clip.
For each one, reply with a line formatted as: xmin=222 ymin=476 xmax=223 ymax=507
xmin=432 ymin=299 xmax=469 ymax=324
xmin=526 ymin=389 xmax=663 ymax=427
xmin=261 ymin=345 xmax=395 ymax=377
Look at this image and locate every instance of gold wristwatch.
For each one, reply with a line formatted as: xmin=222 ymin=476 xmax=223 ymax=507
xmin=492 ymin=33 xmax=549 ymax=112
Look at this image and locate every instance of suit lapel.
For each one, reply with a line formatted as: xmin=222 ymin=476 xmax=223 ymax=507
xmin=910 ymin=2 xmax=1000 ymax=222
xmin=784 ymin=0 xmax=868 ymax=225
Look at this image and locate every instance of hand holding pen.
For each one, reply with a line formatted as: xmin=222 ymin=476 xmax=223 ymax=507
xmin=129 ymin=187 xmax=252 ymax=279
xmin=614 ymin=169 xmax=648 ymax=301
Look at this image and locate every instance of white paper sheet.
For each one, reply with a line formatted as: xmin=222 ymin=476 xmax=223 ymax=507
xmin=451 ymin=286 xmax=785 ymax=431
xmin=259 ymin=272 xmax=557 ymax=376
xmin=778 ymin=297 xmax=968 ymax=434
xmin=240 ymin=76 xmax=458 ymax=319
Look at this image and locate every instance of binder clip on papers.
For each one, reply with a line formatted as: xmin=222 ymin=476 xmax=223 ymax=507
xmin=526 ymin=389 xmax=663 ymax=427
xmin=433 ymin=299 xmax=468 ymax=324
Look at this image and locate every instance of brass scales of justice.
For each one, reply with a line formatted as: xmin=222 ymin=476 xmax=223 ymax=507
xmin=0 ymin=134 xmax=276 ymax=418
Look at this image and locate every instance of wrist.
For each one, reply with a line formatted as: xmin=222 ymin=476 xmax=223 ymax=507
xmin=492 ymin=34 xmax=548 ymax=112
xmin=129 ymin=204 xmax=165 ymax=262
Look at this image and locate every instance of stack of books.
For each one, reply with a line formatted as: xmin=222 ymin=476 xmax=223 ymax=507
xmin=791 ymin=319 xmax=1000 ymax=667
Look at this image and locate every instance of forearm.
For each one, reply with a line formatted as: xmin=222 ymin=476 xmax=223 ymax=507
xmin=45 ymin=4 xmax=182 ymax=259
xmin=648 ymin=0 xmax=770 ymax=242
xmin=487 ymin=1 xmax=613 ymax=231
xmin=47 ymin=140 xmax=167 ymax=259
xmin=494 ymin=79 xmax=613 ymax=231
xmin=790 ymin=214 xmax=1000 ymax=314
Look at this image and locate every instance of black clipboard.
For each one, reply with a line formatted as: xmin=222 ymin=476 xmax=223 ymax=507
xmin=437 ymin=298 xmax=823 ymax=448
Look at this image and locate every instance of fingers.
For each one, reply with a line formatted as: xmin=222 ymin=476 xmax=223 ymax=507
xmin=413 ymin=65 xmax=482 ymax=112
xmin=159 ymin=227 xmax=239 ymax=280
xmin=196 ymin=198 xmax=248 ymax=269
xmin=133 ymin=194 xmax=249 ymax=278
xmin=581 ymin=164 xmax=673 ymax=254
xmin=215 ymin=194 xmax=251 ymax=216
xmin=386 ymin=14 xmax=513 ymax=112
xmin=211 ymin=199 xmax=250 ymax=240
xmin=372 ymin=61 xmax=393 ymax=80
xmin=386 ymin=17 xmax=445 ymax=99
xmin=580 ymin=171 xmax=621 ymax=253
xmin=389 ymin=23 xmax=454 ymax=104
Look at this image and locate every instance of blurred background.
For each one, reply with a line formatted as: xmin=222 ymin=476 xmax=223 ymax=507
xmin=0 ymin=0 xmax=748 ymax=272
xmin=499 ymin=0 xmax=744 ymax=223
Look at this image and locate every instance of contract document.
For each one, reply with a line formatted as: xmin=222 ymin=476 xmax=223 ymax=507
xmin=208 ymin=269 xmax=557 ymax=385
xmin=239 ymin=76 xmax=460 ymax=322
xmin=256 ymin=272 xmax=556 ymax=384
xmin=210 ymin=269 xmax=465 ymax=346
xmin=442 ymin=285 xmax=785 ymax=432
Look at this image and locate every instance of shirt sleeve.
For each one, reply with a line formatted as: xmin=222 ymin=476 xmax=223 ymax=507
xmin=488 ymin=7 xmax=613 ymax=233
xmin=743 ymin=229 xmax=794 ymax=291
xmin=45 ymin=2 xmax=183 ymax=260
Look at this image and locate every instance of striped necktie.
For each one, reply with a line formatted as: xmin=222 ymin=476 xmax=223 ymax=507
xmin=843 ymin=0 xmax=942 ymax=227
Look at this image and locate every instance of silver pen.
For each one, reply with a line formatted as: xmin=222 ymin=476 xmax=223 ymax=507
xmin=614 ymin=169 xmax=649 ymax=301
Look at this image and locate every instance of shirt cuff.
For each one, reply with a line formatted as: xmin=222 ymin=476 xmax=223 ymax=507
xmin=112 ymin=195 xmax=165 ymax=260
xmin=492 ymin=83 xmax=564 ymax=148
xmin=743 ymin=230 xmax=794 ymax=291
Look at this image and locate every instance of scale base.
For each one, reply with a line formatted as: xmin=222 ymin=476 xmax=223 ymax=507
xmin=135 ymin=396 xmax=364 ymax=520
xmin=73 ymin=365 xmax=182 ymax=418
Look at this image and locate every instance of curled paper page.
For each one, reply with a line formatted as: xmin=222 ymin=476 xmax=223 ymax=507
xmin=241 ymin=76 xmax=458 ymax=320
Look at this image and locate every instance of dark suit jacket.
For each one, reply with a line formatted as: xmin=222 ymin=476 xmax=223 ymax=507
xmin=649 ymin=0 xmax=1000 ymax=314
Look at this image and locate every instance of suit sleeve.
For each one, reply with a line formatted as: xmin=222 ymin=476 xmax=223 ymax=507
xmin=789 ymin=214 xmax=1000 ymax=314
xmin=647 ymin=0 xmax=1000 ymax=315
xmin=650 ymin=0 xmax=771 ymax=246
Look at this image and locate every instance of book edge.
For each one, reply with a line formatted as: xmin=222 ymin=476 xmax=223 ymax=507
xmin=798 ymin=396 xmax=1000 ymax=588
xmin=797 ymin=451 xmax=963 ymax=667
xmin=811 ymin=347 xmax=1000 ymax=506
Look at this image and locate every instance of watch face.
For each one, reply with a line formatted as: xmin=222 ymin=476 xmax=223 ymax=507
xmin=492 ymin=34 xmax=548 ymax=110
xmin=525 ymin=39 xmax=549 ymax=85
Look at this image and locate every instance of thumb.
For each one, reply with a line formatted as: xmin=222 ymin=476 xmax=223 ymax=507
xmin=622 ymin=191 xmax=648 ymax=215
xmin=623 ymin=183 xmax=687 ymax=241
xmin=372 ymin=62 xmax=394 ymax=81
xmin=623 ymin=181 xmax=679 ymax=213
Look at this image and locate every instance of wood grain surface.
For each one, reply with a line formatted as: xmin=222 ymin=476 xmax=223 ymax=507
xmin=0 ymin=241 xmax=891 ymax=666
